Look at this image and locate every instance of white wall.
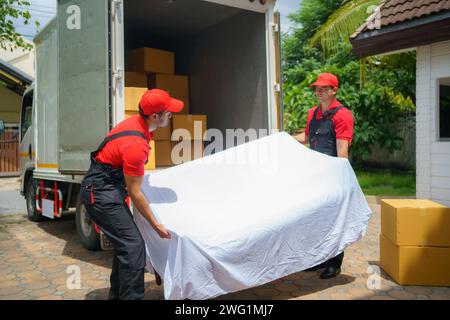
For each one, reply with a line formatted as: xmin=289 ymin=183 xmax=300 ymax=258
xmin=0 ymin=39 xmax=35 ymax=78
xmin=416 ymin=40 xmax=450 ymax=207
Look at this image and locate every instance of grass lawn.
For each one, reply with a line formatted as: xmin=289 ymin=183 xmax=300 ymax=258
xmin=355 ymin=168 xmax=416 ymax=196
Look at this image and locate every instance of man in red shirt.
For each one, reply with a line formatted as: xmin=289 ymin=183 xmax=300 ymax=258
xmin=81 ymin=89 xmax=184 ymax=299
xmin=294 ymin=73 xmax=354 ymax=279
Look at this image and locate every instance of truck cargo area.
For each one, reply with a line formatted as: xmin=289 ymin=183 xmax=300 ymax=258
xmin=123 ymin=0 xmax=269 ymax=136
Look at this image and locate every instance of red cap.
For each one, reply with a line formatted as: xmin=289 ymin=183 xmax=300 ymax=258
xmin=139 ymin=89 xmax=184 ymax=115
xmin=309 ymin=73 xmax=339 ymax=89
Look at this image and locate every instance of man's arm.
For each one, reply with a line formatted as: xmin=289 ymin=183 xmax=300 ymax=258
xmin=124 ymin=174 xmax=171 ymax=239
xmin=337 ymin=139 xmax=349 ymax=159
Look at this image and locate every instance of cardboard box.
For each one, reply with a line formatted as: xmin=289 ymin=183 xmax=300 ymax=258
xmin=147 ymin=140 xmax=205 ymax=167
xmin=127 ymin=48 xmax=174 ymax=74
xmin=171 ymin=115 xmax=207 ymax=141
xmin=380 ymin=199 xmax=450 ymax=247
xmin=125 ymin=72 xmax=148 ymax=88
xmin=153 ymin=122 xmax=171 ymax=141
xmin=380 ymin=234 xmax=450 ymax=286
xmin=144 ymin=140 xmax=156 ymax=170
xmin=148 ymin=74 xmax=189 ymax=98
xmin=148 ymin=74 xmax=190 ymax=114
xmin=171 ymin=140 xmax=204 ymax=165
xmin=155 ymin=141 xmax=174 ymax=167
xmin=125 ymin=87 xmax=147 ymax=111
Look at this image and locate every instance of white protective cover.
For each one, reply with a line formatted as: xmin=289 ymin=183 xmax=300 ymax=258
xmin=134 ymin=132 xmax=372 ymax=300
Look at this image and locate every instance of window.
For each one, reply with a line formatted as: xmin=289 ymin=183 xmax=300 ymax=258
xmin=438 ymin=78 xmax=450 ymax=141
xmin=20 ymin=90 xmax=33 ymax=141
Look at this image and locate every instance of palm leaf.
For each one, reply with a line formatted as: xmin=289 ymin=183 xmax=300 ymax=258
xmin=309 ymin=0 xmax=382 ymax=57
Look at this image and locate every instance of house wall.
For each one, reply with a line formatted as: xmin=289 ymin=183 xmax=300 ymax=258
xmin=416 ymin=40 xmax=450 ymax=206
xmin=0 ymin=40 xmax=35 ymax=78
xmin=0 ymin=85 xmax=22 ymax=124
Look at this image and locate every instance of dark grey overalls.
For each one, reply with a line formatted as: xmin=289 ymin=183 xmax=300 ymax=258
xmin=309 ymin=105 xmax=347 ymax=269
xmin=81 ymin=130 xmax=149 ymax=300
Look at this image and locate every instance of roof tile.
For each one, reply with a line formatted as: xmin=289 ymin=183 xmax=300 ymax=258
xmin=352 ymin=0 xmax=450 ymax=37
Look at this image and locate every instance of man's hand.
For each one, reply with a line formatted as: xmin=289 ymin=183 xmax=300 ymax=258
xmin=154 ymin=223 xmax=171 ymax=239
xmin=293 ymin=132 xmax=308 ymax=145
xmin=124 ymin=174 xmax=171 ymax=240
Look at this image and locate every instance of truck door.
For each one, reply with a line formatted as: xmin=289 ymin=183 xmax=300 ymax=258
xmin=57 ymin=0 xmax=112 ymax=174
xmin=273 ymin=11 xmax=283 ymax=131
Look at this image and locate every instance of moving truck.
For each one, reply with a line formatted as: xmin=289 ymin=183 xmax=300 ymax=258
xmin=18 ymin=0 xmax=283 ymax=250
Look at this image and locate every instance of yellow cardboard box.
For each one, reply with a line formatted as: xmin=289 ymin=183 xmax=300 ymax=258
xmin=171 ymin=140 xmax=204 ymax=165
xmin=149 ymin=141 xmax=205 ymax=167
xmin=127 ymin=48 xmax=174 ymax=74
xmin=380 ymin=199 xmax=450 ymax=247
xmin=125 ymin=72 xmax=148 ymax=88
xmin=380 ymin=234 xmax=450 ymax=286
xmin=125 ymin=87 xmax=147 ymax=111
xmin=144 ymin=140 xmax=156 ymax=170
xmin=171 ymin=115 xmax=207 ymax=141
xmin=148 ymin=74 xmax=189 ymax=98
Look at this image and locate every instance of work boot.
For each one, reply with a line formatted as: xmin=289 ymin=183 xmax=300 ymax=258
xmin=319 ymin=265 xmax=341 ymax=279
xmin=304 ymin=262 xmax=326 ymax=272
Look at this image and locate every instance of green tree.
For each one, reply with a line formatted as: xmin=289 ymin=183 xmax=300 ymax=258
xmin=0 ymin=0 xmax=39 ymax=51
xmin=283 ymin=0 xmax=342 ymax=70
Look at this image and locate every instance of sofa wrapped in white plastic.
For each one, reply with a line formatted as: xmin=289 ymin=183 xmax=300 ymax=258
xmin=134 ymin=132 xmax=372 ymax=300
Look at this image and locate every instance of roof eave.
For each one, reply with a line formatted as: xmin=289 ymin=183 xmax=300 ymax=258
xmin=351 ymin=11 xmax=450 ymax=58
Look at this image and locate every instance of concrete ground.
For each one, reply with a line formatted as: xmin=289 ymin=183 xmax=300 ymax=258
xmin=0 ymin=177 xmax=26 ymax=216
xmin=0 ymin=177 xmax=449 ymax=300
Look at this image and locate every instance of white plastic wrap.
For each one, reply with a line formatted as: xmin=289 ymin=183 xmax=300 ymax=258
xmin=134 ymin=132 xmax=372 ymax=300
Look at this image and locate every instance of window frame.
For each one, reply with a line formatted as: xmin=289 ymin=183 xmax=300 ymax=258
xmin=20 ymin=90 xmax=34 ymax=142
xmin=437 ymin=77 xmax=450 ymax=142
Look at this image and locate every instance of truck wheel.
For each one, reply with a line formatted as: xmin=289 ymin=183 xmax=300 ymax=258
xmin=76 ymin=193 xmax=101 ymax=251
xmin=26 ymin=178 xmax=43 ymax=222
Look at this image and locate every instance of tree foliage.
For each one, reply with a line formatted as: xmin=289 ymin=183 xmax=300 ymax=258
xmin=0 ymin=0 xmax=38 ymax=51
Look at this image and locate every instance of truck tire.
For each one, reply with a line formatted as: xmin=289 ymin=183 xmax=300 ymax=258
xmin=26 ymin=178 xmax=44 ymax=222
xmin=76 ymin=193 xmax=101 ymax=251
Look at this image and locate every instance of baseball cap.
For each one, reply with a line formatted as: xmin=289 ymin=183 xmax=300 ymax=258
xmin=139 ymin=89 xmax=184 ymax=115
xmin=309 ymin=73 xmax=339 ymax=89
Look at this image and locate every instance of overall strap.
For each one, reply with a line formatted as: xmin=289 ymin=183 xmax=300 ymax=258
xmin=313 ymin=106 xmax=320 ymax=120
xmin=93 ymin=130 xmax=148 ymax=157
xmin=322 ymin=106 xmax=344 ymax=120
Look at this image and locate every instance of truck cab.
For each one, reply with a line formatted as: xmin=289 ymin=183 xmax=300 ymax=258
xmin=19 ymin=85 xmax=37 ymax=217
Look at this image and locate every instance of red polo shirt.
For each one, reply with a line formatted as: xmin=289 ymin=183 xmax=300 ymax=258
xmin=305 ymin=98 xmax=354 ymax=144
xmin=95 ymin=115 xmax=153 ymax=176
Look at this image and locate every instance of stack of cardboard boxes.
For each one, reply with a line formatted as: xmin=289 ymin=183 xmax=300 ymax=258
xmin=379 ymin=199 xmax=450 ymax=286
xmin=171 ymin=115 xmax=207 ymax=165
xmin=124 ymin=47 xmax=207 ymax=169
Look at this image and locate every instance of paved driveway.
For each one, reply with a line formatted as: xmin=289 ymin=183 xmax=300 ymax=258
xmin=0 ymin=199 xmax=449 ymax=300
